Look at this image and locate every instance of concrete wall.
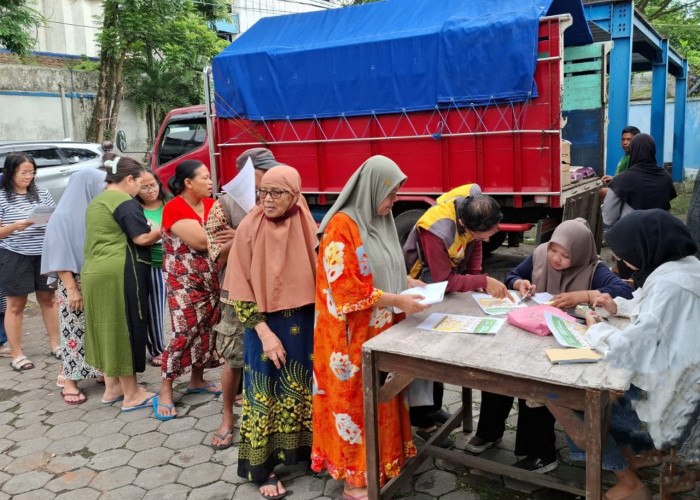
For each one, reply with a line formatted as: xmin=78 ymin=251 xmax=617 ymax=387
xmin=0 ymin=65 xmax=149 ymax=156
xmin=628 ymin=98 xmax=700 ymax=172
xmin=35 ymin=0 xmax=102 ymax=58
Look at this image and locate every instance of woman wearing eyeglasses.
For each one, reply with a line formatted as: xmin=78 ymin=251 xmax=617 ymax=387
xmin=154 ymin=160 xmax=223 ymax=420
xmin=0 ymin=153 xmax=59 ymax=372
xmin=136 ymin=169 xmax=168 ymax=368
xmin=224 ymin=165 xmax=318 ymax=500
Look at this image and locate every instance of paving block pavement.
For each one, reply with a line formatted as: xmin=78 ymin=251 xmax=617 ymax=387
xmin=1 ymin=295 xmax=697 ymax=500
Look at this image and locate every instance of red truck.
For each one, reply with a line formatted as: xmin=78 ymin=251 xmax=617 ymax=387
xmin=149 ymin=0 xmax=605 ymax=253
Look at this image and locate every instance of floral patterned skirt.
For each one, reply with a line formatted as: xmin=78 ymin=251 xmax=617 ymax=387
xmin=237 ymin=305 xmax=314 ymax=484
xmin=59 ymin=276 xmax=102 ymax=381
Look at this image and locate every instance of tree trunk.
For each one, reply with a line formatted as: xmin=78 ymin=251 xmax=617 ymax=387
xmin=86 ymin=54 xmax=111 ymax=143
xmin=107 ymin=53 xmax=126 ymax=138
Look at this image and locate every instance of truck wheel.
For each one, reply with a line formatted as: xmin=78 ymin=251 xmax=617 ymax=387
xmin=482 ymin=230 xmax=507 ymax=256
xmin=394 ymin=209 xmax=426 ymax=247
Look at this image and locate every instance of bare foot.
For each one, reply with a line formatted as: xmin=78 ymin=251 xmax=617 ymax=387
xmin=259 ymin=474 xmax=286 ymax=499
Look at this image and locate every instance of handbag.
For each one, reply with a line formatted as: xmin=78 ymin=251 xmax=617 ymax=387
xmin=506 ymin=304 xmax=577 ymax=337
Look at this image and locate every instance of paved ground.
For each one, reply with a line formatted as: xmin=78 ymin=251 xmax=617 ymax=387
xmin=0 ymin=243 xmax=697 ymax=499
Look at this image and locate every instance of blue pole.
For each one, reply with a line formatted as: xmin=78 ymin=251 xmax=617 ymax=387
xmin=673 ymin=60 xmax=688 ymax=181
xmin=606 ymin=2 xmax=633 ymax=176
xmin=650 ymin=40 xmax=668 ymax=167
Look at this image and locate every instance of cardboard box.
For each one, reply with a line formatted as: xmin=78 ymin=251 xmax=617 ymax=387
xmin=561 ymin=140 xmax=571 ymax=165
xmin=561 ymin=162 xmax=571 ymax=186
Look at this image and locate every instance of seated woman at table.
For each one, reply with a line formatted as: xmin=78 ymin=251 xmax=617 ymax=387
xmin=576 ymin=209 xmax=699 ymax=500
xmin=465 ymin=218 xmax=633 ymax=474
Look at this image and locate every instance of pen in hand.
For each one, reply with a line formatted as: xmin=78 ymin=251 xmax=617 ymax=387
xmin=517 ymin=286 xmax=534 ymax=304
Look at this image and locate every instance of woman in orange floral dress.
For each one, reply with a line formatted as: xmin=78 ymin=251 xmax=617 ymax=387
xmin=311 ymin=155 xmax=428 ymax=500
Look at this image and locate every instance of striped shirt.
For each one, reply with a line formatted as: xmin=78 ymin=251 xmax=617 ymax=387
xmin=0 ymin=188 xmax=55 ymax=256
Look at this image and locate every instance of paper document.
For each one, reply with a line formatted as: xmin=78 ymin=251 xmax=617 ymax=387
xmin=26 ymin=205 xmax=54 ymax=224
xmin=531 ymin=292 xmax=554 ymax=304
xmin=545 ymin=311 xmax=590 ymax=348
xmin=221 ymin=158 xmax=255 ymax=213
xmin=393 ymin=281 xmax=447 ymax=313
xmin=417 ymin=313 xmax=505 ymax=335
xmin=472 ymin=291 xmax=525 ymax=315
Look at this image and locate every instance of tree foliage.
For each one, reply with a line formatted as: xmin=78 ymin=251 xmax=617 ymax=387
xmin=0 ymin=0 xmax=45 ymax=56
xmin=638 ymin=0 xmax=700 ymax=94
xmin=87 ymin=0 xmax=229 ymax=145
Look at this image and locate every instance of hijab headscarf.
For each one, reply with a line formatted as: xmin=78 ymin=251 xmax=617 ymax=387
xmin=608 ymin=133 xmax=676 ymax=211
xmin=531 ymin=218 xmax=599 ymax=294
xmin=224 ymin=165 xmax=318 ymax=313
xmin=318 ymin=155 xmax=407 ymax=294
xmin=41 ymin=168 xmax=107 ymax=278
xmin=605 ymin=209 xmax=697 ymax=288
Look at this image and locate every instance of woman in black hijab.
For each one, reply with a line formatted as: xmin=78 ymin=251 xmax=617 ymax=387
xmin=602 ymin=133 xmax=677 ymax=278
xmin=574 ymin=209 xmax=699 ymax=500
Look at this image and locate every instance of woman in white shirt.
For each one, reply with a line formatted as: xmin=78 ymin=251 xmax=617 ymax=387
xmin=575 ymin=209 xmax=699 ymax=500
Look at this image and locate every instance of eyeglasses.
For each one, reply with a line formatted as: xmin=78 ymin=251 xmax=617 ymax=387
xmin=17 ymin=170 xmax=36 ymax=177
xmin=140 ymin=183 xmax=159 ymax=192
xmin=256 ymin=189 xmax=289 ymax=200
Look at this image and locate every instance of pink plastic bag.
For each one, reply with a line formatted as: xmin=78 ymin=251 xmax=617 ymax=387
xmin=506 ymin=304 xmax=577 ymax=336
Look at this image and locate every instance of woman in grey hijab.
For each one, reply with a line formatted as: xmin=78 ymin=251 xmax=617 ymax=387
xmin=311 ymin=155 xmax=428 ymax=500
xmin=41 ymin=168 xmax=107 ymax=405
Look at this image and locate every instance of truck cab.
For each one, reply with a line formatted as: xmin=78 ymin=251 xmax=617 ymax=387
xmin=150 ymin=105 xmax=209 ymax=185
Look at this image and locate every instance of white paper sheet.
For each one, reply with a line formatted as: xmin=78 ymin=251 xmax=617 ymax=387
xmin=221 ymin=158 xmax=255 ymax=213
xmin=531 ymin=292 xmax=554 ymax=304
xmin=25 ymin=205 xmax=55 ymax=224
xmin=393 ymin=281 xmax=448 ymax=313
xmin=417 ymin=312 xmax=505 ymax=335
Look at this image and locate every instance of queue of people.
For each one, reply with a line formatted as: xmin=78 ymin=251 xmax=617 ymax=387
xmin=0 ymin=145 xmax=697 ymax=500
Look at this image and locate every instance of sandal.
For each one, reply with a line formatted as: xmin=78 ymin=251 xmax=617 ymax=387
xmin=210 ymin=429 xmax=234 ymax=450
xmin=56 ymin=373 xmax=67 ymax=388
xmin=150 ymin=355 xmax=162 ymax=367
xmin=61 ymin=390 xmax=87 ymax=406
xmin=51 ymin=346 xmax=62 ymax=360
xmin=10 ymin=355 xmax=35 ymax=371
xmin=0 ymin=345 xmax=11 ymax=358
xmin=257 ymin=475 xmax=287 ymax=500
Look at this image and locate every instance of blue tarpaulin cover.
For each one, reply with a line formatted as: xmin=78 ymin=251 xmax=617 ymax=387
xmin=212 ymin=0 xmax=592 ymax=120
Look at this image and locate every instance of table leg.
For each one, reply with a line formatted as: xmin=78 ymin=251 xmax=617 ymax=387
xmin=461 ymin=387 xmax=473 ymax=433
xmin=584 ymin=389 xmax=610 ymax=500
xmin=362 ymin=349 xmax=381 ymax=500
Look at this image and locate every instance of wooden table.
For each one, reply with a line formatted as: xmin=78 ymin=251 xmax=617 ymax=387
xmin=362 ymin=292 xmax=630 ymax=500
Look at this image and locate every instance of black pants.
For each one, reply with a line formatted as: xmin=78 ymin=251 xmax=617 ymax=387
xmin=410 ymin=382 xmax=444 ymax=428
xmin=475 ymin=391 xmax=557 ymax=461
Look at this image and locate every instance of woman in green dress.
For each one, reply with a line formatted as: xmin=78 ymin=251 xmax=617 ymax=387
xmin=82 ymin=156 xmax=161 ymax=411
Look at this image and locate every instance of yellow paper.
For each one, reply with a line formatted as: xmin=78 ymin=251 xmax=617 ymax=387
xmin=546 ymin=348 xmax=602 ymax=364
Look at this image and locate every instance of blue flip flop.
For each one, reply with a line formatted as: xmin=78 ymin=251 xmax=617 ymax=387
xmin=121 ymin=394 xmax=155 ymax=412
xmin=101 ymin=395 xmax=124 ymax=406
xmin=152 ymin=395 xmax=176 ymax=421
xmin=185 ymin=382 xmax=222 ymax=396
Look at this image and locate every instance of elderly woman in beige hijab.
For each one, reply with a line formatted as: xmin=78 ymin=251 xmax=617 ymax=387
xmin=224 ymin=165 xmax=317 ymax=500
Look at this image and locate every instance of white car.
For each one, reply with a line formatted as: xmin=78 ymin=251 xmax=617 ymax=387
xmin=0 ymin=140 xmax=104 ymax=202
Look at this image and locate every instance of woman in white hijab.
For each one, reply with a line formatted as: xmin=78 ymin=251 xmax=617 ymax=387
xmin=41 ymin=168 xmax=106 ymax=405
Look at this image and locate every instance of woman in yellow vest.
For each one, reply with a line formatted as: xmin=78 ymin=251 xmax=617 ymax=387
xmin=402 ymin=184 xmax=510 ymax=445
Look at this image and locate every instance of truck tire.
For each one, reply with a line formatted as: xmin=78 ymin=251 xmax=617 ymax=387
xmin=394 ymin=209 xmax=426 ymax=247
xmin=482 ymin=230 xmax=507 ymax=256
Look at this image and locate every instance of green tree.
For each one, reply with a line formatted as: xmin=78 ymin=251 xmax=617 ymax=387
xmin=0 ymin=0 xmax=45 ymax=56
xmin=638 ymin=0 xmax=700 ymax=94
xmin=87 ymin=0 xmax=229 ymax=144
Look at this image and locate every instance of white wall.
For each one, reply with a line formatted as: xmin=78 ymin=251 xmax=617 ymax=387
xmin=234 ymin=0 xmax=342 ymax=34
xmin=35 ymin=0 xmax=102 ymax=58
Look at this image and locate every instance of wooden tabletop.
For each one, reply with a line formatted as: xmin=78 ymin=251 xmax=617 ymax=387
xmin=363 ymin=292 xmax=630 ymax=393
